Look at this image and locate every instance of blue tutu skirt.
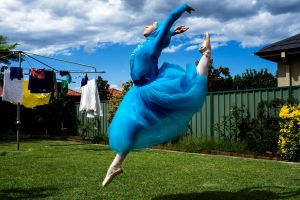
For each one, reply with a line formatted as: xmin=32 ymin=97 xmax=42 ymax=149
xmin=109 ymin=63 xmax=207 ymax=153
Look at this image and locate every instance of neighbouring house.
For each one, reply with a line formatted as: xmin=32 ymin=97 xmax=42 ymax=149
xmin=66 ymin=88 xmax=81 ymax=102
xmin=108 ymin=88 xmax=121 ymax=96
xmin=255 ymin=33 xmax=300 ymax=87
xmin=67 ymin=87 xmax=121 ymax=103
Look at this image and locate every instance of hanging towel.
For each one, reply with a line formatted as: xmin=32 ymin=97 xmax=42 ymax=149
xmin=10 ymin=67 xmax=23 ymax=80
xmin=1 ymin=71 xmax=24 ymax=103
xmin=28 ymin=69 xmax=55 ymax=93
xmin=22 ymin=80 xmax=51 ymax=108
xmin=79 ymin=79 xmax=103 ymax=118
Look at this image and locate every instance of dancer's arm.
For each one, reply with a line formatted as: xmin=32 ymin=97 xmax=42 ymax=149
xmin=154 ymin=3 xmax=193 ymax=48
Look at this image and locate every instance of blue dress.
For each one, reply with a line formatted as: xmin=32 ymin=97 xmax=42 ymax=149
xmin=109 ymin=3 xmax=207 ymax=153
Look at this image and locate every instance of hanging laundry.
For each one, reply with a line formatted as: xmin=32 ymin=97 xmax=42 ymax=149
xmin=1 ymin=65 xmax=8 ymax=73
xmin=22 ymin=80 xmax=51 ymax=108
xmin=57 ymin=82 xmax=61 ymax=96
xmin=28 ymin=69 xmax=55 ymax=93
xmin=1 ymin=71 xmax=24 ymax=103
xmin=30 ymin=68 xmax=46 ymax=79
xmin=53 ymin=72 xmax=59 ymax=99
xmin=59 ymin=70 xmax=72 ymax=83
xmin=10 ymin=67 xmax=23 ymax=80
xmin=79 ymin=79 xmax=103 ymax=118
xmin=66 ymin=74 xmax=72 ymax=83
xmin=61 ymin=80 xmax=68 ymax=96
xmin=81 ymin=73 xmax=88 ymax=87
xmin=57 ymin=80 xmax=68 ymax=96
xmin=59 ymin=70 xmax=69 ymax=76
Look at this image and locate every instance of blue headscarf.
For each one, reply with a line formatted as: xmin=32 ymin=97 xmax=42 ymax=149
xmin=146 ymin=22 xmax=172 ymax=49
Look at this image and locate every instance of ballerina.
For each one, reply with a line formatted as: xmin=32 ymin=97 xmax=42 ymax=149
xmin=102 ymin=3 xmax=211 ymax=187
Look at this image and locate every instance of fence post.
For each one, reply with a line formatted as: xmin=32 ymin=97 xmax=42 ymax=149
xmin=288 ymin=86 xmax=293 ymax=100
xmin=210 ymin=93 xmax=214 ymax=140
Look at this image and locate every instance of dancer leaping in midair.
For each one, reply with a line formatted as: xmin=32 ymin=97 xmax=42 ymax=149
xmin=102 ymin=3 xmax=211 ymax=187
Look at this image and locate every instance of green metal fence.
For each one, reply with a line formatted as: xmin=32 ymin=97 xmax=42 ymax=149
xmin=190 ymin=86 xmax=300 ymax=140
xmin=75 ymin=86 xmax=300 ymax=140
xmin=75 ymin=102 xmax=109 ymax=138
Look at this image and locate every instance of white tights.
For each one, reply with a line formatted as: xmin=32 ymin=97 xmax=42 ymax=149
xmin=196 ymin=55 xmax=209 ymax=76
xmin=108 ymin=153 xmax=127 ymax=171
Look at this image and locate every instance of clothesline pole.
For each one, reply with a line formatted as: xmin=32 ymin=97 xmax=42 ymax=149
xmin=16 ymin=52 xmax=22 ymax=151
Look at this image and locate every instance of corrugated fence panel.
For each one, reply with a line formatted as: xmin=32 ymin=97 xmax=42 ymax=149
xmin=75 ymin=101 xmax=109 ymax=138
xmin=75 ymin=86 xmax=300 ymax=140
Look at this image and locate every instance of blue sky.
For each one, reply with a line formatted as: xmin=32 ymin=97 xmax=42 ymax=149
xmin=2 ymin=0 xmax=299 ymax=90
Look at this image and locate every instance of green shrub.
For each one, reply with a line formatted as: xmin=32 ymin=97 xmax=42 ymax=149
xmin=160 ymin=136 xmax=250 ymax=154
xmin=90 ymin=133 xmax=109 ymax=144
xmin=215 ymin=105 xmax=252 ymax=143
xmin=214 ymin=99 xmax=285 ymax=154
xmin=244 ymin=100 xmax=283 ymax=154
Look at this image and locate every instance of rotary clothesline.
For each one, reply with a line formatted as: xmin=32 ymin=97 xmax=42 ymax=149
xmin=1 ymin=50 xmax=105 ymax=150
xmin=1 ymin=50 xmax=105 ymax=74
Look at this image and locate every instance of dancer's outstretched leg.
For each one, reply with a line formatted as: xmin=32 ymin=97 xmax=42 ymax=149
xmin=197 ymin=32 xmax=211 ymax=76
xmin=102 ymin=153 xmax=127 ymax=187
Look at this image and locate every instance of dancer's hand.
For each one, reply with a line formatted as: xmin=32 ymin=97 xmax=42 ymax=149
xmin=174 ymin=25 xmax=189 ymax=34
xmin=186 ymin=6 xmax=195 ymax=14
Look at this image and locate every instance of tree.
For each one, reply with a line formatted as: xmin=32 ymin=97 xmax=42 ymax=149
xmin=121 ymin=80 xmax=133 ymax=95
xmin=96 ymin=76 xmax=111 ymax=101
xmin=107 ymin=80 xmax=133 ymax=123
xmin=0 ymin=35 xmax=19 ymax=64
xmin=232 ymin=69 xmax=277 ymax=90
xmin=205 ymin=58 xmax=277 ymax=92
xmin=207 ymin=59 xmax=233 ymax=92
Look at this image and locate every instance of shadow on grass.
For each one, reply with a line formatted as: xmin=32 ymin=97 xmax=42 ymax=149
xmin=152 ymin=187 xmax=300 ymax=200
xmin=0 ymin=186 xmax=58 ymax=199
xmin=47 ymin=143 xmax=110 ymax=152
xmin=82 ymin=148 xmax=110 ymax=152
xmin=48 ymin=143 xmax=88 ymax=146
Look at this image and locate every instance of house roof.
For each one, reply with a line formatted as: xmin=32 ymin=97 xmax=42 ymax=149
xmin=108 ymin=88 xmax=121 ymax=96
xmin=67 ymin=89 xmax=81 ymax=97
xmin=255 ymin=33 xmax=300 ymax=59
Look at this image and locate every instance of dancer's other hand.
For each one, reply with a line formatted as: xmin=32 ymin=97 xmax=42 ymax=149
xmin=186 ymin=6 xmax=195 ymax=14
xmin=174 ymin=25 xmax=189 ymax=34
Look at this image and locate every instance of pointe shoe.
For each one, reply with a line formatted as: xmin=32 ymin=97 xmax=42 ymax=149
xmin=102 ymin=167 xmax=123 ymax=187
xmin=199 ymin=32 xmax=211 ymax=58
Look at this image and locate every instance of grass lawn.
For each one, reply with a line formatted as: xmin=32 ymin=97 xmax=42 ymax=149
xmin=0 ymin=140 xmax=299 ymax=200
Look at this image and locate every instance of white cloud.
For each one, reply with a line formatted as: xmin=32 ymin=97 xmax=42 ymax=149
xmin=163 ymin=44 xmax=185 ymax=53
xmin=1 ymin=0 xmax=299 ymax=55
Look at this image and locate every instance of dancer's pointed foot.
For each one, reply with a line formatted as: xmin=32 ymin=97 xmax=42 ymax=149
xmin=199 ymin=32 xmax=211 ymax=58
xmin=102 ymin=167 xmax=123 ymax=187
